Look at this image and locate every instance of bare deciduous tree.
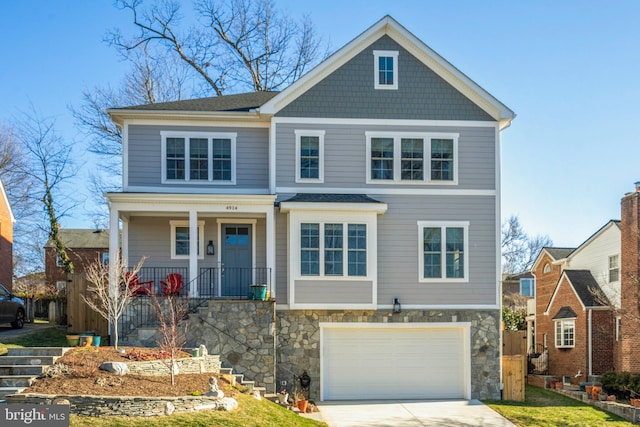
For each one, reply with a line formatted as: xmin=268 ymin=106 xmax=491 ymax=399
xmin=148 ymin=292 xmax=189 ymax=386
xmin=82 ymin=256 xmax=146 ymax=350
xmin=502 ymin=214 xmax=553 ymax=274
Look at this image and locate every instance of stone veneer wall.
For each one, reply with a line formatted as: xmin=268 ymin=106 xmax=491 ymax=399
xmin=7 ymin=393 xmax=233 ymax=417
xmin=276 ymin=309 xmax=501 ymax=400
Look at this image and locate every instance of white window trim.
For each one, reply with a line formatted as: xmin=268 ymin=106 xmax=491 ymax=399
xmin=161 ymin=131 xmax=237 ymax=185
xmin=55 ymin=281 xmax=67 ymax=291
xmin=520 ymin=278 xmax=535 ymax=297
xmin=365 ymin=132 xmax=459 ymax=185
xmin=295 ymin=130 xmax=325 ymax=183
xmin=554 ymin=318 xmax=576 ymax=349
xmin=289 ymin=211 xmax=377 ymax=282
xmin=418 ymin=220 xmax=469 ymax=283
xmin=170 ymin=220 xmax=205 ymax=260
xmin=373 ymin=50 xmax=399 ymax=90
xmin=608 ymin=254 xmax=620 ymax=283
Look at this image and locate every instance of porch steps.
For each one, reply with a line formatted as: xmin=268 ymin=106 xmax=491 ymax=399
xmin=219 ymin=367 xmax=266 ymax=396
xmin=0 ymin=347 xmax=70 ymax=402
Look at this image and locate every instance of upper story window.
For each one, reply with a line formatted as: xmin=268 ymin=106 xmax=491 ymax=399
xmin=520 ymin=278 xmax=535 ymax=297
xmin=161 ymin=131 xmax=236 ymax=184
xmin=609 ymin=254 xmax=620 ymax=283
xmin=56 ymin=253 xmax=64 ymax=268
xmin=101 ymin=252 xmax=109 ymax=266
xmin=616 ymin=316 xmax=622 ymax=341
xmin=418 ymin=221 xmax=469 ymax=282
xmin=300 ymin=222 xmax=367 ymax=277
xmin=170 ymin=220 xmax=204 ymax=260
xmin=373 ymin=50 xmax=398 ymax=90
xmin=554 ymin=319 xmax=575 ymax=348
xmin=366 ymin=132 xmax=458 ymax=184
xmin=543 ymin=263 xmax=551 ymax=273
xmin=295 ymin=130 xmax=325 ymax=183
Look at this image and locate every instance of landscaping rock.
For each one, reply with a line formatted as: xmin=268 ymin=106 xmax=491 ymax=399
xmin=218 ymin=397 xmax=238 ymax=411
xmin=99 ymin=362 xmax=130 ymax=376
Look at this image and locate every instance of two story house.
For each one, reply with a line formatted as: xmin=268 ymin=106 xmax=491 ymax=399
xmin=106 ymin=16 xmax=514 ymax=401
xmin=0 ymin=176 xmax=14 ymax=289
xmin=531 ymin=183 xmax=640 ymax=381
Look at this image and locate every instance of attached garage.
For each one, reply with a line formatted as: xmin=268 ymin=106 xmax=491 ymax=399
xmin=321 ymin=323 xmax=470 ymax=401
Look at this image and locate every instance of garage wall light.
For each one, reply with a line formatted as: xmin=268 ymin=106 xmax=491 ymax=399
xmin=393 ymin=298 xmax=401 ymax=314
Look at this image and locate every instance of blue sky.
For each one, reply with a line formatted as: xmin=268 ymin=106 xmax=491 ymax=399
xmin=1 ymin=0 xmax=639 ymax=248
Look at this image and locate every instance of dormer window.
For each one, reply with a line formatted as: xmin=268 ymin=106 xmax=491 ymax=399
xmin=374 ymin=50 xmax=398 ymax=90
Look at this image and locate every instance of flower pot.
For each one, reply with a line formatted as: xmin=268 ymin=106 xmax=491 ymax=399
xmin=591 ymin=386 xmax=602 ymax=400
xmin=78 ymin=335 xmax=93 ymax=347
xmin=250 ymin=285 xmax=267 ymax=300
xmin=277 ymin=393 xmax=289 ymax=404
xmin=607 ymin=395 xmax=616 ymax=402
xmin=598 ymin=393 xmax=608 ymax=401
xmin=66 ymin=335 xmax=79 ymax=347
xmin=555 ymin=381 xmax=563 ymax=390
xmin=92 ymin=336 xmax=101 ymax=347
xmin=631 ymin=398 xmax=640 ymax=407
xmin=297 ymin=399 xmax=308 ymax=413
xmin=549 ymin=380 xmax=558 ymax=389
xmin=585 ymin=385 xmax=593 ymax=396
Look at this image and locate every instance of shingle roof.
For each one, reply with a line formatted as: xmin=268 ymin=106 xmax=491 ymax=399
xmin=113 ymin=91 xmax=279 ymax=112
xmin=544 ymin=247 xmax=575 ymax=260
xmin=279 ymin=193 xmax=383 ymax=204
xmin=563 ymin=269 xmax=609 ymax=307
xmin=552 ymin=306 xmax=578 ymax=320
xmin=44 ymin=229 xmax=110 ymax=249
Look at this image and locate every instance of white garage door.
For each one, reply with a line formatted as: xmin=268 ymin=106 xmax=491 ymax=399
xmin=322 ymin=325 xmax=468 ymax=400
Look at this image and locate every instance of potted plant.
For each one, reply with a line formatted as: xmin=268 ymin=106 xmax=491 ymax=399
xmin=295 ymin=389 xmax=308 ymax=413
xmin=607 ymin=395 xmax=616 ymax=402
xmin=278 ymin=389 xmax=289 ymax=404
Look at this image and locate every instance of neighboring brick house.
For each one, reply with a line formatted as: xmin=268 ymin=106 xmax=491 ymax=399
xmin=105 ymin=16 xmax=515 ymax=400
xmin=0 ymin=177 xmax=14 ymax=289
xmin=44 ymin=229 xmax=110 ymax=290
xmin=530 ymin=189 xmax=640 ymax=380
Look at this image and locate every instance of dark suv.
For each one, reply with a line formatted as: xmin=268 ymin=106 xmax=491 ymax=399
xmin=0 ymin=283 xmax=25 ymax=329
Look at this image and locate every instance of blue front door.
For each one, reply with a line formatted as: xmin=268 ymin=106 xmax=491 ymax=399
xmin=221 ymin=224 xmax=252 ymax=297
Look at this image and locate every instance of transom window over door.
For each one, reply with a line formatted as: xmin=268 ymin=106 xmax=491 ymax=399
xmin=295 ymin=130 xmax=325 ymax=183
xmin=161 ymin=131 xmax=236 ymax=184
xmin=366 ymin=132 xmax=458 ymax=184
xmin=418 ymin=221 xmax=469 ymax=282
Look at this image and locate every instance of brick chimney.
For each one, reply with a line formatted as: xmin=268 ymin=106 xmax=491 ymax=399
xmin=620 ymin=182 xmax=640 ymax=372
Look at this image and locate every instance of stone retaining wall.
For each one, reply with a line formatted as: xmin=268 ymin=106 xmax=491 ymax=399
xmin=6 ymin=393 xmax=235 ymax=417
xmin=276 ymin=309 xmax=501 ymax=400
xmin=126 ymin=355 xmax=221 ymax=376
xmin=555 ymin=388 xmax=640 ymax=423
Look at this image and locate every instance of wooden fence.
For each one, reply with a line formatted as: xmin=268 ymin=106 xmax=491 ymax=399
xmin=502 ymin=330 xmax=526 ymax=401
xmin=66 ymin=273 xmax=109 ymax=337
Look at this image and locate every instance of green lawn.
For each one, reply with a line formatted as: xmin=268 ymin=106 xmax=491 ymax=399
xmin=69 ymin=393 xmax=326 ymax=427
xmin=0 ymin=326 xmax=68 ymax=355
xmin=485 ymin=385 xmax=635 ymax=426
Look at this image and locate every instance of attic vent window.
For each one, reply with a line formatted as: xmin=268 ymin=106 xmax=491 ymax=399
xmin=374 ymin=50 xmax=398 ymax=90
xmin=543 ymin=263 xmax=551 ymax=273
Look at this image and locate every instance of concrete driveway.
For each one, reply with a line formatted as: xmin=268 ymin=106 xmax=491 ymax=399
xmin=314 ymin=399 xmax=515 ymax=427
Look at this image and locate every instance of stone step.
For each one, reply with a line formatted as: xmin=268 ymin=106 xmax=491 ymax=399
xmin=219 ymin=368 xmax=233 ymax=375
xmin=234 ymin=374 xmax=244 ymax=384
xmin=0 ymin=356 xmax=58 ymax=366
xmin=6 ymin=347 xmax=69 ymax=357
xmin=0 ymin=387 xmax=26 ymax=399
xmin=0 ymin=375 xmax=37 ymax=388
xmin=253 ymin=386 xmax=267 ymax=396
xmin=0 ymin=365 xmax=47 ymax=376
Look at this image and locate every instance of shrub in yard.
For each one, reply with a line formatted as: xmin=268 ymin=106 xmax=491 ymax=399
xmin=600 ymin=371 xmax=640 ymax=401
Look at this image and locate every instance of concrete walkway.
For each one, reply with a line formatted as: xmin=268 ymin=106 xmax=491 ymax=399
xmin=315 ymin=399 xmax=516 ymax=427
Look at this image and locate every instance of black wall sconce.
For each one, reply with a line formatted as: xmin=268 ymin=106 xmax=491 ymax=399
xmin=207 ymin=240 xmax=215 ymax=255
xmin=393 ymin=298 xmax=401 ymax=313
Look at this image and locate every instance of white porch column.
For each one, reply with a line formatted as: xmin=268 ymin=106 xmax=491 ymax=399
xmin=266 ymin=206 xmax=276 ymax=299
xmin=189 ymin=209 xmax=198 ymax=297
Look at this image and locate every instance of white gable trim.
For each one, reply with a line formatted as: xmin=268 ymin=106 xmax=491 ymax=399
xmin=544 ymin=272 xmax=587 ymax=315
xmin=0 ymin=177 xmax=15 ymax=223
xmin=260 ymin=15 xmax=514 ymax=128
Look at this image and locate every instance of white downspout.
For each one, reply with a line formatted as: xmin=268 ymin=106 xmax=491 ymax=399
xmin=587 ymin=309 xmax=593 ymax=381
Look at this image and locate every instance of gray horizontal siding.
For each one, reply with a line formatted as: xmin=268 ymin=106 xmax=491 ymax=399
xmin=127 ymin=216 xmax=266 ymax=269
xmin=276 ymin=35 xmax=494 ymax=121
xmin=375 ymin=194 xmax=497 ymax=306
xmin=275 ymin=211 xmax=288 ymax=304
xmin=127 ymin=125 xmax=269 ymax=190
xmin=294 ymin=280 xmax=373 ymax=304
xmin=275 ymin=123 xmax=495 ymax=190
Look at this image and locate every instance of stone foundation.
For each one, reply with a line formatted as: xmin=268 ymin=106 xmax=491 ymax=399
xmin=276 ymin=309 xmax=501 ymax=400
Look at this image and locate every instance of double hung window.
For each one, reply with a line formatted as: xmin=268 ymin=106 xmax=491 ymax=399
xmin=554 ymin=319 xmax=575 ymax=348
xmin=609 ymin=254 xmax=620 ymax=283
xmin=170 ymin=220 xmax=205 ymax=260
xmin=161 ymin=131 xmax=236 ymax=184
xmin=520 ymin=278 xmax=535 ymax=297
xmin=300 ymin=223 xmax=367 ymax=277
xmin=295 ymin=130 xmax=325 ymax=182
xmin=418 ymin=221 xmax=468 ymax=282
xmin=366 ymin=132 xmax=458 ymax=184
